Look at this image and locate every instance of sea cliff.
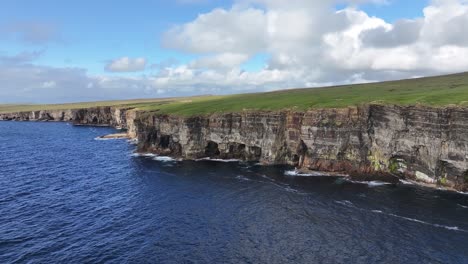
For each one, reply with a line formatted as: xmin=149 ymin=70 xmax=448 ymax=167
xmin=2 ymin=104 xmax=467 ymax=191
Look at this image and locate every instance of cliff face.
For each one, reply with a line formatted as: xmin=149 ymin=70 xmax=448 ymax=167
xmin=2 ymin=104 xmax=467 ymax=190
xmin=0 ymin=107 xmax=137 ymax=129
xmin=134 ymin=105 xmax=468 ymax=191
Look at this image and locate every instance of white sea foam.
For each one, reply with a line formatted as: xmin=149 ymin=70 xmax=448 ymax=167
xmin=368 ymin=209 xmax=466 ymax=232
xmin=153 ymin=156 xmax=176 ymax=162
xmin=387 ymin=213 xmax=463 ymax=232
xmin=367 ymin=181 xmax=392 ymax=187
xmin=196 ymin=157 xmax=241 ymax=163
xmin=284 ymin=170 xmax=325 ymax=177
xmin=399 ymin=180 xmax=415 ymax=185
xmin=235 ymin=175 xmax=251 ymax=181
xmin=131 ymin=153 xmax=157 ymax=157
xmin=336 ymin=198 xmax=466 ymax=232
xmin=94 ymin=137 xmax=126 ymax=141
xmin=458 ymin=204 xmax=468 ymax=209
xmin=346 ymin=179 xmax=392 ymax=187
xmin=335 ymin=200 xmax=354 ymax=207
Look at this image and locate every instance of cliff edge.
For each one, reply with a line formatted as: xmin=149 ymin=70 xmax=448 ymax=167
xmin=2 ymin=104 xmax=467 ymax=191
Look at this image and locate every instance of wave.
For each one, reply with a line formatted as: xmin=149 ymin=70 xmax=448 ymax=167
xmin=235 ymin=175 xmax=251 ymax=181
xmin=399 ymin=180 xmax=415 ymax=185
xmin=152 ymin=156 xmax=177 ymax=162
xmin=458 ymin=204 xmax=468 ymax=209
xmin=94 ymin=137 xmax=126 ymax=141
xmin=346 ymin=179 xmax=392 ymax=187
xmin=283 ymin=186 xmax=309 ymax=195
xmin=284 ymin=170 xmax=326 ymax=177
xmin=368 ymin=181 xmax=392 ymax=187
xmin=334 ymin=201 xmax=467 ymax=233
xmin=130 ymin=153 xmax=157 ymax=158
xmin=371 ymin=210 xmax=465 ymax=232
xmin=131 ymin=153 xmax=178 ymax=162
xmin=335 ymin=200 xmax=354 ymax=207
xmin=196 ymin=157 xmax=241 ymax=163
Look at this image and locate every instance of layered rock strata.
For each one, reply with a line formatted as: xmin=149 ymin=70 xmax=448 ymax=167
xmin=2 ymin=104 xmax=467 ymax=190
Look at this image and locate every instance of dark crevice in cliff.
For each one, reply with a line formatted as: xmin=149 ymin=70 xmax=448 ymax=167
xmin=159 ymin=135 xmax=171 ymax=149
xmin=205 ymin=141 xmax=221 ymax=157
xmin=248 ymin=146 xmax=262 ymax=160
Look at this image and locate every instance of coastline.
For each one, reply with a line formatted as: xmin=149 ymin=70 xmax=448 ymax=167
xmin=1 ymin=103 xmax=468 ymax=193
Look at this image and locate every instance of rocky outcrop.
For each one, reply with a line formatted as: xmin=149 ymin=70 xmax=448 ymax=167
xmin=2 ymin=104 xmax=468 ymax=190
xmin=0 ymin=109 xmax=75 ymax=122
xmin=134 ymin=105 xmax=468 ymax=191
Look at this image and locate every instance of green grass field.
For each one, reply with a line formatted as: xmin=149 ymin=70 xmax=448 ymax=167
xmin=0 ymin=98 xmax=175 ymax=114
xmin=2 ymin=72 xmax=468 ymax=116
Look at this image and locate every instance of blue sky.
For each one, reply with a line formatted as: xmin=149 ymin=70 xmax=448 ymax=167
xmin=1 ymin=0 xmax=467 ymax=103
xmin=351 ymin=0 xmax=428 ymax=21
xmin=1 ymin=0 xmax=233 ymax=74
xmin=1 ymin=0 xmax=428 ymax=74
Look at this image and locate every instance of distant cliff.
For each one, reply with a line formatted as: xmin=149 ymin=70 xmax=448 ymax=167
xmin=0 ymin=107 xmax=138 ymax=136
xmin=2 ymin=104 xmax=467 ymax=191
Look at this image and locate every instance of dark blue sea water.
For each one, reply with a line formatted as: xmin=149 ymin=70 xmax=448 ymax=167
xmin=1 ymin=122 xmax=468 ymax=264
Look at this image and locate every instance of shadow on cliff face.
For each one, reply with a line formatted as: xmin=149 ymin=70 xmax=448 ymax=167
xmin=205 ymin=141 xmax=221 ymax=157
xmin=203 ymin=140 xmax=262 ymax=161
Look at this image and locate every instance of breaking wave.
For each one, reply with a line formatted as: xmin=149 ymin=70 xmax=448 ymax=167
xmin=399 ymin=180 xmax=415 ymax=185
xmin=152 ymin=156 xmax=177 ymax=162
xmin=196 ymin=158 xmax=241 ymax=163
xmin=130 ymin=153 xmax=157 ymax=158
xmin=284 ymin=169 xmax=326 ymax=177
xmin=346 ymin=179 xmax=392 ymax=187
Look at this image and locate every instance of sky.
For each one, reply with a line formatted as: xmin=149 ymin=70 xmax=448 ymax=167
xmin=1 ymin=0 xmax=468 ymax=103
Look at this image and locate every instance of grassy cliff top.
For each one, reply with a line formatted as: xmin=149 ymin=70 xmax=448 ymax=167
xmin=2 ymin=72 xmax=468 ymax=115
xmin=0 ymin=98 xmax=175 ymax=114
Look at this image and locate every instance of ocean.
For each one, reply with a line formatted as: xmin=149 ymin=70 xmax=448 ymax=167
xmin=1 ymin=122 xmax=467 ymax=263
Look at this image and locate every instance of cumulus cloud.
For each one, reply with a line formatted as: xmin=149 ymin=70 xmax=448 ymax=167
xmin=157 ymin=0 xmax=468 ymax=91
xmin=2 ymin=0 xmax=468 ymax=103
xmin=105 ymin=57 xmax=147 ymax=72
xmin=360 ymin=19 xmax=423 ymax=48
xmin=190 ymin=53 xmax=250 ymax=69
xmin=162 ymin=8 xmax=268 ymax=54
xmin=0 ymin=51 xmax=157 ymax=103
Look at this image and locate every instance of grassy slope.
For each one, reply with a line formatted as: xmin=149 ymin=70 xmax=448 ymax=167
xmin=2 ymin=72 xmax=468 ymax=116
xmin=139 ymin=72 xmax=468 ymax=115
xmin=0 ymin=98 xmax=175 ymax=114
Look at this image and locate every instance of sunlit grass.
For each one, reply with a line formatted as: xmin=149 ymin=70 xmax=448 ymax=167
xmin=2 ymin=72 xmax=468 ymax=116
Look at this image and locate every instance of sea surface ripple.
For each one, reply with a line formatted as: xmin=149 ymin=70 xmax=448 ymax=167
xmin=1 ymin=122 xmax=467 ymax=263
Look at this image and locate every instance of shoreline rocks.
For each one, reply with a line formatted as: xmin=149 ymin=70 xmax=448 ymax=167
xmin=2 ymin=104 xmax=468 ymax=192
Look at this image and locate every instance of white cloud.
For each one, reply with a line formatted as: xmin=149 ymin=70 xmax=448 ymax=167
xmin=2 ymin=0 xmax=468 ymax=103
xmin=190 ymin=53 xmax=250 ymax=69
xmin=41 ymin=81 xmax=56 ymax=88
xmin=162 ymin=7 xmax=267 ymax=54
xmin=157 ymin=0 xmax=468 ymax=90
xmin=105 ymin=57 xmax=147 ymax=72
